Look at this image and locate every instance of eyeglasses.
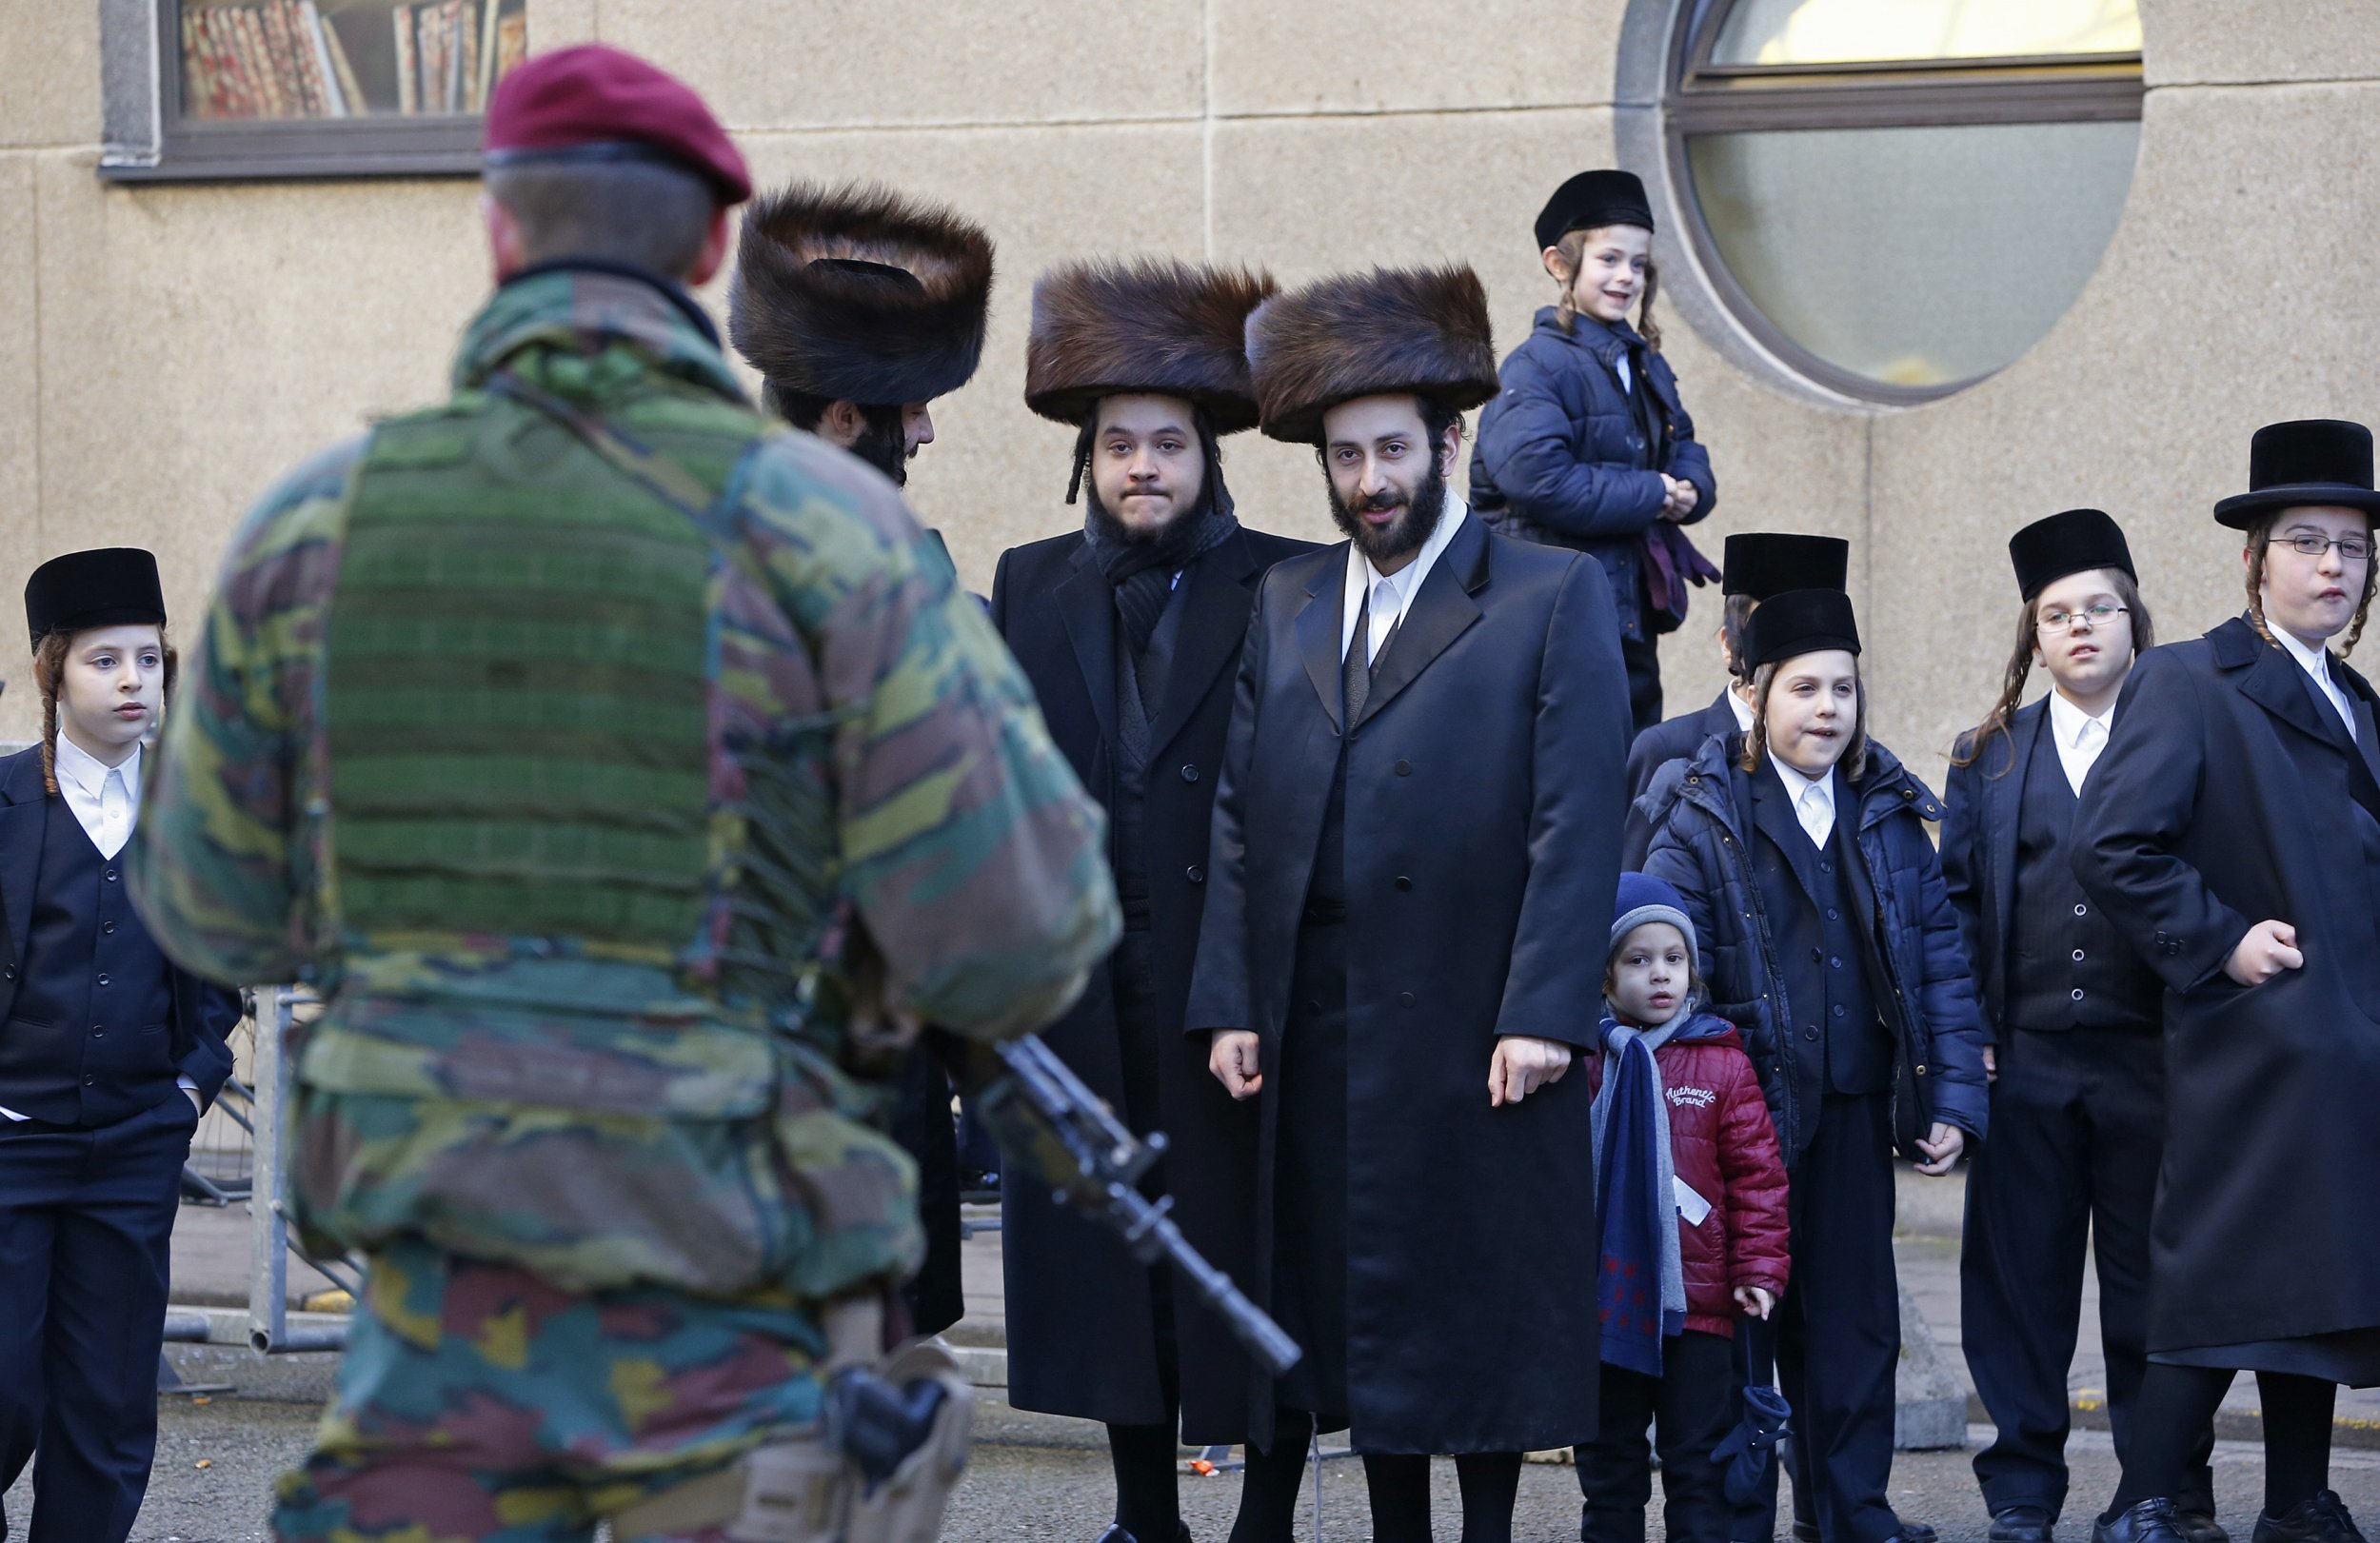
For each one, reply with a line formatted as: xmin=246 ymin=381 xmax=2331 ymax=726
xmin=2036 ymin=603 xmax=2129 ymax=634
xmin=2269 ymin=535 xmax=2373 ymax=560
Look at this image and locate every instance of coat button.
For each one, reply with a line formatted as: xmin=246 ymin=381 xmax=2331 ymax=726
xmin=1185 ymin=865 xmax=1206 ymax=885
xmin=96 ymin=973 xmax=109 ymax=987
xmin=1804 ymin=1029 xmax=1819 ymax=1041
xmin=2073 ymin=903 xmax=2088 ymax=917
xmin=2071 ymin=987 xmax=2085 ymax=1001
xmin=1398 ymin=992 xmax=1416 ymax=1007
xmin=84 ymin=1076 xmax=94 ymax=1086
xmin=1811 ymin=948 xmax=1822 ymax=963
xmin=3 ymin=966 xmax=13 ymax=980
xmin=103 ymin=922 xmax=115 ymax=936
xmin=2073 ymin=949 xmax=2085 ymax=962
xmin=1180 ymin=763 xmax=1200 ymax=783
xmin=1395 ymin=876 xmax=1413 ymax=891
xmin=1915 ymin=1063 xmax=1928 ymax=1076
xmin=104 ymin=868 xmax=118 ymax=882
xmin=1306 ymin=999 xmax=1323 ymax=1014
xmin=1395 ymin=760 xmax=1413 ymax=777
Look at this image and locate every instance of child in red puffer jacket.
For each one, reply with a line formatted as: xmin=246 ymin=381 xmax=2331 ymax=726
xmin=1577 ymin=872 xmax=1791 ymax=1543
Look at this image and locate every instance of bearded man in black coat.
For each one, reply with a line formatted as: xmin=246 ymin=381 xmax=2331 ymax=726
xmin=1187 ymin=266 xmax=1632 ymax=1543
xmin=2075 ymin=419 xmax=2380 ymax=1543
xmin=991 ymin=259 xmax=1313 ymax=1543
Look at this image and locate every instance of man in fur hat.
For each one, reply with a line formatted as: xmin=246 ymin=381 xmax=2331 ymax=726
xmin=1186 ymin=266 xmax=1633 ymax=1543
xmin=728 ymin=180 xmax=994 ymax=488
xmin=992 ymin=259 xmax=1314 ymax=1543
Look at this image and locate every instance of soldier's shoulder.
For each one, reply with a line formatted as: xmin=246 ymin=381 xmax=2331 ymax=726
xmin=224 ymin=434 xmax=370 ymax=584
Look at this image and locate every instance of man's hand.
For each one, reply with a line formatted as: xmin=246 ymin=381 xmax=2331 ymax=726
xmin=1488 ymin=1036 xmax=1572 ymax=1107
xmin=1209 ymin=1030 xmax=1263 ymax=1100
xmin=1914 ymin=1121 xmax=1966 ymax=1177
xmin=2226 ymin=919 xmax=2303 ymax=986
xmin=1734 ymin=1286 xmax=1775 ymax=1320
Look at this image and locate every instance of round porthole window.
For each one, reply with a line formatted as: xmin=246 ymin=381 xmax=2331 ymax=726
xmin=1666 ymin=0 xmax=2145 ymax=403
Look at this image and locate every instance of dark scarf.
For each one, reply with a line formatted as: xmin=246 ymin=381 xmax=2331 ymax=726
xmin=1082 ymin=478 xmax=1239 ymax=655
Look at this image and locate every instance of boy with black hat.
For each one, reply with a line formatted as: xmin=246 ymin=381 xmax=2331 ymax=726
xmin=2076 ymin=420 xmax=2380 ymax=1543
xmin=0 ymin=547 xmax=238 ymax=1543
xmin=1626 ymin=531 xmax=1851 ymax=806
xmin=1187 ymin=264 xmax=1632 ymax=1543
xmin=1474 ymin=168 xmax=1720 ymax=735
xmin=992 ymin=258 xmax=1314 ymax=1543
xmin=1638 ymin=587 xmax=1988 ymax=1543
xmin=1943 ymin=510 xmax=2221 ymax=1543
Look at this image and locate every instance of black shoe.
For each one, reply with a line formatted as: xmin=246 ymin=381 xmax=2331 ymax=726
xmin=2179 ymin=1511 xmax=2231 ymax=1543
xmin=1993 ymin=1506 xmax=2057 ymax=1543
xmin=1794 ymin=1524 xmax=1820 ymax=1543
xmin=1900 ymin=1523 xmax=1941 ymax=1543
xmin=2096 ymin=1499 xmax=2192 ymax=1543
xmin=2253 ymin=1494 xmax=2367 ymax=1543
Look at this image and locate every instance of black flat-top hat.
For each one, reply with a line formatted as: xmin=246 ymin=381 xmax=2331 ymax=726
xmin=1535 ymin=169 xmax=1656 ymax=253
xmin=26 ymin=547 xmax=166 ymax=651
xmin=1721 ymin=533 xmax=1850 ymax=601
xmin=2008 ymin=508 xmax=2134 ymax=599
xmin=1745 ymin=587 xmax=1860 ymax=670
xmin=2213 ymin=418 xmax=2380 ymax=529
xmin=1245 ymin=266 xmax=1500 ymax=445
xmin=1024 ymin=259 xmax=1277 ymax=434
xmin=728 ymin=180 xmax=995 ymax=408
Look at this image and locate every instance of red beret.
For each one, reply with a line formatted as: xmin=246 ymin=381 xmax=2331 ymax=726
xmin=483 ymin=44 xmax=750 ymax=206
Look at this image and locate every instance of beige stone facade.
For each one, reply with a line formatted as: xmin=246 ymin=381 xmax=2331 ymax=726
xmin=4 ymin=1 xmax=2376 ymax=780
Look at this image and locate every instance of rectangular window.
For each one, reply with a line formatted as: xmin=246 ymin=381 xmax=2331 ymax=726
xmin=105 ymin=0 xmax=529 ymax=182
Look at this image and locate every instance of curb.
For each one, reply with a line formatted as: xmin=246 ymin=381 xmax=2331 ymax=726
xmin=1965 ymin=1394 xmax=2380 ymax=1453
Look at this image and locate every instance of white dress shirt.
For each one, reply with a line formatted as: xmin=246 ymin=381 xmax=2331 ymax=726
xmin=2045 ymin=691 xmax=2116 ymax=796
xmin=1339 ymin=497 xmax=1467 ymax=665
xmin=1726 ymin=686 xmax=1755 ymax=734
xmin=3 ymin=737 xmax=194 ymax=1123
xmin=1771 ymin=757 xmax=1836 ymax=848
xmin=2274 ymin=626 xmax=2357 ymax=741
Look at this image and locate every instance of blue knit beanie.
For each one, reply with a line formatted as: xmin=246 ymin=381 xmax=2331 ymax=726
xmin=1609 ymin=872 xmax=1698 ymax=973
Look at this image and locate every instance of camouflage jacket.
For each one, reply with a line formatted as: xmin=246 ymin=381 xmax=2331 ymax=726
xmin=130 ymin=265 xmax=1118 ymax=1298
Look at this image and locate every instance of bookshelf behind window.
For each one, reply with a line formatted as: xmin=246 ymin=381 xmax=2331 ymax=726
xmin=112 ymin=0 xmax=529 ymax=181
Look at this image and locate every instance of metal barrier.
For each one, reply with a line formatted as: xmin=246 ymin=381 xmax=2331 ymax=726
xmin=247 ymin=986 xmax=356 ymax=1355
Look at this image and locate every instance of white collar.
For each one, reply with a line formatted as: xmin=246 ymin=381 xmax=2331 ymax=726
xmin=1771 ymin=755 xmax=1833 ymax=809
xmin=2273 ymin=624 xmax=2340 ymax=683
xmin=51 ymin=733 xmax=140 ymax=803
xmin=1726 ymin=685 xmax=1755 ymax=733
xmin=1340 ymin=496 xmax=1467 ymax=649
xmin=2045 ymin=688 xmax=2115 ymax=749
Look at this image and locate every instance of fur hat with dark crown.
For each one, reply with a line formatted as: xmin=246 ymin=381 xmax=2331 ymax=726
xmin=728 ymin=180 xmax=995 ymax=408
xmin=1024 ymin=259 xmax=1276 ymax=434
xmin=1245 ymin=266 xmax=1500 ymax=445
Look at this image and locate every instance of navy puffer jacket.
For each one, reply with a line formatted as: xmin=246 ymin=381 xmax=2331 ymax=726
xmin=1634 ymin=733 xmax=1990 ymax=1163
xmin=1470 ymin=307 xmax=1716 ymax=643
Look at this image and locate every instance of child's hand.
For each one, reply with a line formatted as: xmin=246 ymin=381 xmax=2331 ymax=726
xmin=1734 ymin=1286 xmax=1775 ymax=1320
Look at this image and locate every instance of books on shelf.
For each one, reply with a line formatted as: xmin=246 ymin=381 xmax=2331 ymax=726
xmin=180 ymin=0 xmax=524 ymax=122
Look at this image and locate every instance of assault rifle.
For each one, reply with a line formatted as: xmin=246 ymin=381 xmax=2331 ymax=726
xmin=971 ymin=1034 xmax=1302 ymax=1378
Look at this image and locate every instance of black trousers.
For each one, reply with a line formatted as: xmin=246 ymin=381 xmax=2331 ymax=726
xmin=1776 ymin=1093 xmax=1901 ymax=1543
xmin=1622 ymin=633 xmax=1664 ymax=737
xmin=1962 ymin=1027 xmax=2212 ymax=1519
xmin=1272 ymin=915 xmax=1350 ymax=1429
xmin=1578 ymin=1329 xmax=1739 ymax=1543
xmin=0 ymin=1094 xmax=196 ymax=1543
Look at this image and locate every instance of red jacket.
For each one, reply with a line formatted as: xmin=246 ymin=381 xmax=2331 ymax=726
xmin=1584 ymin=1019 xmax=1791 ymax=1337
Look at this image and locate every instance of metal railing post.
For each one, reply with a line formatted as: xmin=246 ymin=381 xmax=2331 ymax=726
xmin=248 ymin=986 xmax=293 ymax=1355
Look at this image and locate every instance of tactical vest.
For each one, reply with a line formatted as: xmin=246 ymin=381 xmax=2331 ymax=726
xmin=298 ymin=364 xmax=916 ymax=1300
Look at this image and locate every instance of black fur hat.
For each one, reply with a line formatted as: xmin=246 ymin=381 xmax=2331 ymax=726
xmin=1024 ymin=259 xmax=1276 ymax=434
xmin=1245 ymin=266 xmax=1500 ymax=445
xmin=1745 ymin=588 xmax=1861 ymax=669
xmin=2212 ymin=418 xmax=2380 ymax=529
xmin=728 ymin=181 xmax=995 ymax=407
xmin=2008 ymin=508 xmax=2134 ymax=600
xmin=25 ymin=547 xmax=165 ymax=651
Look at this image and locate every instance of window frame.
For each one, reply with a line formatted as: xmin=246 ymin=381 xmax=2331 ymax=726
xmin=99 ymin=0 xmax=510 ymax=185
xmin=1663 ymin=0 xmax=2146 ymax=404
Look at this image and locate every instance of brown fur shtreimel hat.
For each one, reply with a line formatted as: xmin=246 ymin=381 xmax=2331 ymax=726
xmin=1024 ymin=259 xmax=1277 ymax=435
xmin=728 ymin=180 xmax=994 ymax=408
xmin=1243 ymin=266 xmax=1500 ymax=445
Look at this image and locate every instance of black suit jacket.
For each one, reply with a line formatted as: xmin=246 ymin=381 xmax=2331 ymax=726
xmin=2073 ymin=617 xmax=2380 ymax=1353
xmin=1940 ymin=700 xmax=2051 ymax=1040
xmin=0 ymin=746 xmax=238 ymax=1110
xmin=989 ymin=522 xmax=1311 ymax=1441
xmin=1185 ymin=508 xmax=1632 ymax=1454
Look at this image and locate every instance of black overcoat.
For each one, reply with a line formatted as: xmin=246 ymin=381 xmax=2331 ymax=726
xmin=990 ymin=524 xmax=1312 ymax=1441
xmin=1185 ymin=509 xmax=1632 ymax=1454
xmin=2073 ymin=617 xmax=2380 ymax=1355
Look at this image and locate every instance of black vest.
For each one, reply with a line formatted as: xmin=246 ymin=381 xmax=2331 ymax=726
xmin=2007 ymin=721 xmax=2164 ymax=1035
xmin=0 ymin=793 xmax=178 ymax=1125
xmin=1753 ymin=774 xmax=1893 ymax=1096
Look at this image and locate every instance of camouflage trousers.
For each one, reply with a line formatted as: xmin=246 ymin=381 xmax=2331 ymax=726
xmin=272 ymin=1236 xmax=825 ymax=1543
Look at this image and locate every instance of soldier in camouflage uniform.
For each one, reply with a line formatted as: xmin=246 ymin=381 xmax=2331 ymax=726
xmin=128 ymin=45 xmax=1118 ymax=1543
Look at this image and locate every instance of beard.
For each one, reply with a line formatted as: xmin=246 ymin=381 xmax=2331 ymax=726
xmin=1328 ymin=454 xmax=1447 ymax=566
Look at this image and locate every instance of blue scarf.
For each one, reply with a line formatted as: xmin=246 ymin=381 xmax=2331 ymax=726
xmin=1592 ymin=1009 xmax=1735 ymax=1374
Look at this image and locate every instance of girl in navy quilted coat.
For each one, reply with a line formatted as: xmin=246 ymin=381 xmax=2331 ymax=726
xmin=1576 ymin=871 xmax=1790 ymax=1543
